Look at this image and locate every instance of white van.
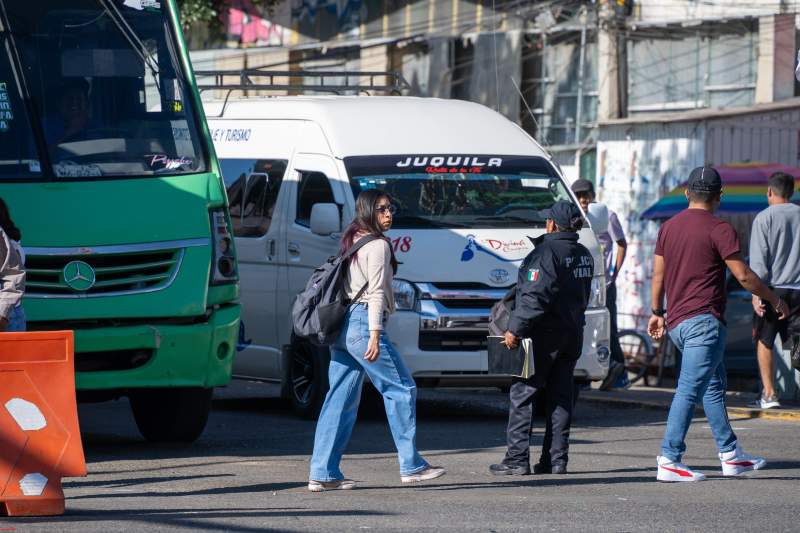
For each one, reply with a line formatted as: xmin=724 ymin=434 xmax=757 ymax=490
xmin=205 ymin=95 xmax=611 ymax=416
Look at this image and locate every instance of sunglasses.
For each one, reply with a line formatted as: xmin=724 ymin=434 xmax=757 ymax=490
xmin=376 ymin=204 xmax=397 ymax=215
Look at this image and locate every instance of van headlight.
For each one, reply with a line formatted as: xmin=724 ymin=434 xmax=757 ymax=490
xmin=392 ymin=279 xmax=417 ymax=310
xmin=589 ymin=275 xmax=606 ymax=308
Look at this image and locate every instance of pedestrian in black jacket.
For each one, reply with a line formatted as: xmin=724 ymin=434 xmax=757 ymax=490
xmin=490 ymin=200 xmax=593 ymax=476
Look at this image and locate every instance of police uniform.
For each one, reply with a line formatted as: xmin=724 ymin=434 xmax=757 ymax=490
xmin=491 ymin=201 xmax=594 ymax=475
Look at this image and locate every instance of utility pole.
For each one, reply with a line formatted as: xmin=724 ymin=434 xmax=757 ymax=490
xmin=574 ymin=7 xmax=587 ymax=145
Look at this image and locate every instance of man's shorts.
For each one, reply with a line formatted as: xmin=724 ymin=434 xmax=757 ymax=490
xmin=753 ymin=288 xmax=800 ymax=347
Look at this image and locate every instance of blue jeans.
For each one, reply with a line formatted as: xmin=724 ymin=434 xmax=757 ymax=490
xmin=661 ymin=314 xmax=737 ymax=462
xmin=7 ymin=305 xmax=26 ymax=332
xmin=309 ymin=304 xmax=428 ymax=481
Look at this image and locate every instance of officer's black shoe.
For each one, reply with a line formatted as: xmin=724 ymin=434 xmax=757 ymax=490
xmin=533 ymin=462 xmax=567 ymax=474
xmin=489 ymin=463 xmax=530 ymax=476
xmin=533 ymin=462 xmax=551 ymax=474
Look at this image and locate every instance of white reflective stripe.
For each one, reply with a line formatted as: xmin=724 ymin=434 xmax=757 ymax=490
xmin=5 ymin=398 xmax=47 ymax=431
xmin=774 ymin=284 xmax=800 ymax=290
xmin=19 ymin=473 xmax=48 ymax=496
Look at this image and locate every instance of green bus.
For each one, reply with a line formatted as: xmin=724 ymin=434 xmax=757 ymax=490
xmin=0 ymin=0 xmax=240 ymax=442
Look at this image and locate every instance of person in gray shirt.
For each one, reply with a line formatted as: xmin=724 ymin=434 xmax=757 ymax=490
xmin=749 ymin=172 xmax=800 ymax=409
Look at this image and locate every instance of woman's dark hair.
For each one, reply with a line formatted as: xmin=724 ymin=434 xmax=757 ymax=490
xmin=340 ymin=189 xmax=398 ymax=273
xmin=0 ymin=198 xmax=21 ymax=241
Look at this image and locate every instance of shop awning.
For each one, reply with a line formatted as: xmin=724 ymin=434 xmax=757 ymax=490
xmin=640 ymin=163 xmax=800 ymax=220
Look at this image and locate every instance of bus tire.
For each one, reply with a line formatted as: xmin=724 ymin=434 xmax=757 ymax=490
xmin=129 ymin=387 xmax=213 ymax=443
xmin=286 ymin=337 xmax=330 ymax=419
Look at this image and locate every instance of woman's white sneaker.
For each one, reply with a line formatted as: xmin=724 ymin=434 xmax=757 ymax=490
xmin=400 ymin=466 xmax=446 ymax=483
xmin=719 ymin=447 xmax=766 ymax=476
xmin=656 ymin=456 xmax=706 ymax=482
xmin=308 ymin=479 xmax=356 ymax=492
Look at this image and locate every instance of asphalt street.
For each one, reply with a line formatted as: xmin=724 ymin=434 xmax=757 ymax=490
xmin=3 ymin=380 xmax=799 ymax=532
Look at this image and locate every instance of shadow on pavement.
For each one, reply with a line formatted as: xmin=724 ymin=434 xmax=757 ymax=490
xmin=14 ymin=507 xmax=392 ymax=533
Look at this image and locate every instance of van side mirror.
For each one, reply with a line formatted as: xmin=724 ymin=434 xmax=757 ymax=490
xmin=310 ymin=203 xmax=341 ymax=236
xmin=586 ymin=203 xmax=609 ymax=235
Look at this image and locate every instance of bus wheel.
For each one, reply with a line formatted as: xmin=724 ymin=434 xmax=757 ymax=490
xmin=129 ymin=387 xmax=213 ymax=442
xmin=286 ymin=337 xmax=330 ymax=419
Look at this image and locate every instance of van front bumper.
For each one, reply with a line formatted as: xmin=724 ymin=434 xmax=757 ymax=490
xmin=386 ymin=306 xmax=610 ymax=384
xmin=72 ymin=303 xmax=240 ymax=390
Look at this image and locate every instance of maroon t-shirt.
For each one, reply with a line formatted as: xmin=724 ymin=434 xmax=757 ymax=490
xmin=654 ymin=208 xmax=740 ymax=329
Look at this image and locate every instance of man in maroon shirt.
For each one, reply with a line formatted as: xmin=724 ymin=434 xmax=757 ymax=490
xmin=648 ymin=166 xmax=788 ymax=482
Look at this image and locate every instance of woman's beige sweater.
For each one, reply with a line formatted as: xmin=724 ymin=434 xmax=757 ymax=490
xmin=344 ymin=234 xmax=395 ymax=331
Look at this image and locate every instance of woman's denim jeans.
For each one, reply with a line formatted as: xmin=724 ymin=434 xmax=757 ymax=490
xmin=309 ymin=304 xmax=428 ymax=481
xmin=661 ymin=313 xmax=737 ymax=462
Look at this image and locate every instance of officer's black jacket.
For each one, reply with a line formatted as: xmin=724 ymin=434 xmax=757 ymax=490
xmin=507 ymin=232 xmax=594 ymax=338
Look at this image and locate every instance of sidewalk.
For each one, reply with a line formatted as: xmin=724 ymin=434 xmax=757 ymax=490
xmin=582 ymin=385 xmax=800 ymax=422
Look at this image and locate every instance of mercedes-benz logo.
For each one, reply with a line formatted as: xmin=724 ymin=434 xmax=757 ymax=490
xmin=62 ymin=260 xmax=96 ymax=291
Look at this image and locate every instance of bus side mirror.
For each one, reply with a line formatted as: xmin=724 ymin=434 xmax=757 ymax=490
xmin=310 ymin=203 xmax=341 ymax=236
xmin=586 ymin=203 xmax=609 ymax=235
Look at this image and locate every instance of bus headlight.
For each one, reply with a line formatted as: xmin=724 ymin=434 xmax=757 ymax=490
xmin=392 ymin=279 xmax=417 ymax=310
xmin=589 ymin=275 xmax=606 ymax=308
xmin=210 ymin=208 xmax=238 ymax=285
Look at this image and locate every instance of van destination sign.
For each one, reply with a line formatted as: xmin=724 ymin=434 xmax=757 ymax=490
xmin=344 ymin=155 xmax=554 ymax=178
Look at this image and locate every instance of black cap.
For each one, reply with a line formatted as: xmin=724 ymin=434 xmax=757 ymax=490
xmin=687 ymin=166 xmax=722 ymax=193
xmin=540 ymin=200 xmax=584 ymax=231
xmin=570 ymin=178 xmax=595 ymax=195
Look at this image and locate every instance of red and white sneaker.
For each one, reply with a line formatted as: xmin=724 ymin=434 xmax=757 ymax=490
xmin=719 ymin=447 xmax=766 ymax=476
xmin=656 ymin=456 xmax=706 ymax=482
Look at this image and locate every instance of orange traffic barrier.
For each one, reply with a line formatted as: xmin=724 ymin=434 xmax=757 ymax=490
xmin=0 ymin=331 xmax=86 ymax=516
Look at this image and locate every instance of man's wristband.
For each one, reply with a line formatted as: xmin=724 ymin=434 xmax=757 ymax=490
xmin=651 ymin=308 xmax=666 ymax=317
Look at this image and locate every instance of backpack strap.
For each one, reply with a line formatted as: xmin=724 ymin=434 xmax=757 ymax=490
xmin=341 ymin=234 xmax=382 ymax=260
xmin=341 ymin=234 xmax=383 ymax=304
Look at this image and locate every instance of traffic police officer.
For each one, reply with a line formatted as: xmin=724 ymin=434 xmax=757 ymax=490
xmin=490 ymin=200 xmax=594 ymax=476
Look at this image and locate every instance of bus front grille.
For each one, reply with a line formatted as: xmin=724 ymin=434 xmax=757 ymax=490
xmin=25 ymin=249 xmax=183 ymax=298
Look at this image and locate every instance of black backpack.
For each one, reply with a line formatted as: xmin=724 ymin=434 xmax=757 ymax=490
xmin=291 ymin=235 xmax=380 ymax=346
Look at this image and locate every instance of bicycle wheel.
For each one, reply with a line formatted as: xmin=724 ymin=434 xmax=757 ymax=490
xmin=618 ymin=329 xmax=655 ymax=386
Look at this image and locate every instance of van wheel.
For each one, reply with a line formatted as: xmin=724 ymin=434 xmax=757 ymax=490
xmin=129 ymin=387 xmax=213 ymax=443
xmin=287 ymin=338 xmax=330 ymax=419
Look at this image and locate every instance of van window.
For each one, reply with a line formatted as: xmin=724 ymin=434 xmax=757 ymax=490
xmin=345 ymin=154 xmax=570 ymax=229
xmin=220 ymin=158 xmax=286 ymax=237
xmin=296 ymin=171 xmax=336 ymax=227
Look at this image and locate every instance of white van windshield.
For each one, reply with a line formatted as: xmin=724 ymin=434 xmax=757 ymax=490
xmin=345 ymin=155 xmax=571 ymax=229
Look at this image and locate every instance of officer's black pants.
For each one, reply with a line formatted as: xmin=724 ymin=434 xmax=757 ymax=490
xmin=502 ymin=332 xmax=581 ymax=468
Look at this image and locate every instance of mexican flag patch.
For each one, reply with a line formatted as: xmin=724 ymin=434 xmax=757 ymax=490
xmin=527 ymin=269 xmax=540 ymax=282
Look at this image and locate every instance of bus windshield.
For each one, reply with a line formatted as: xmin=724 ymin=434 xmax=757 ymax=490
xmin=345 ymin=155 xmax=572 ymax=229
xmin=0 ymin=0 xmax=207 ymax=179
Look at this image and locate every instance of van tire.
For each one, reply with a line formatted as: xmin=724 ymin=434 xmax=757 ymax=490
xmin=129 ymin=387 xmax=213 ymax=443
xmin=286 ymin=337 xmax=330 ymax=419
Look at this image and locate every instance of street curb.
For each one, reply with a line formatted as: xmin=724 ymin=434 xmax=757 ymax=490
xmin=581 ymin=393 xmax=800 ymax=422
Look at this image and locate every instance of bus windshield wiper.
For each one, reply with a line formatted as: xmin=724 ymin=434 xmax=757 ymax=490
xmin=474 ymin=215 xmax=544 ymax=224
xmin=395 ymin=216 xmax=469 ymax=229
xmin=98 ymin=0 xmax=161 ymax=92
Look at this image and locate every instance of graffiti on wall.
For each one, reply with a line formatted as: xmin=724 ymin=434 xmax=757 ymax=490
xmin=222 ymin=0 xmax=289 ymax=46
xmin=596 ymin=137 xmax=703 ymax=330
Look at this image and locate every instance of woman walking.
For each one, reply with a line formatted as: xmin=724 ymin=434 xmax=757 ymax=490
xmin=308 ymin=189 xmax=445 ymax=491
xmin=0 ymin=198 xmax=25 ymax=332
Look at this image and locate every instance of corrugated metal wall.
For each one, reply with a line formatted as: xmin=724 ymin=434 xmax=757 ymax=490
xmin=705 ymin=108 xmax=800 ymax=167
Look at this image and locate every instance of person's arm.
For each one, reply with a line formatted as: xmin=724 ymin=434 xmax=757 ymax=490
xmin=505 ymin=251 xmax=560 ymax=346
xmin=363 ymin=240 xmax=390 ymax=362
xmin=0 ymin=231 xmax=24 ymax=331
xmin=725 ymin=253 xmax=788 ymax=319
xmin=613 ymin=239 xmax=627 ymax=282
xmin=608 ymin=212 xmax=627 ymax=282
xmin=748 ymin=215 xmax=770 ymax=316
xmin=647 ymin=254 xmax=666 ymax=339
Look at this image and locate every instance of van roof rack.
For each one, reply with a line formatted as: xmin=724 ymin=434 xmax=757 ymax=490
xmin=195 ymin=69 xmax=410 ymax=96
